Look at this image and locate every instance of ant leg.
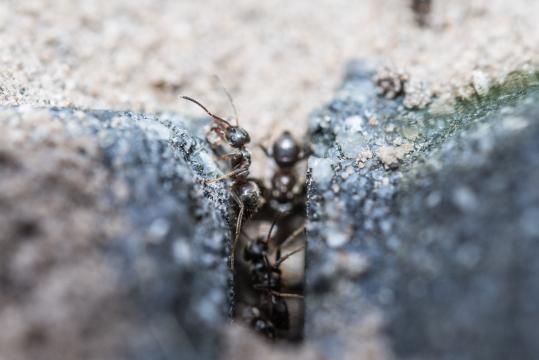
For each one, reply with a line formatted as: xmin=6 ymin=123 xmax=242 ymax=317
xmin=217 ymin=154 xmax=233 ymax=161
xmin=230 ymin=191 xmax=244 ymax=270
xmin=205 ymin=161 xmax=249 ymax=184
xmin=251 ymin=284 xmax=303 ymax=300
xmin=280 ymin=224 xmax=305 ymax=248
xmin=251 ymin=284 xmax=303 ymax=299
xmin=274 ymin=246 xmax=305 ymax=267
xmin=204 ymin=169 xmax=240 ymax=184
xmin=299 ymin=143 xmax=313 ymax=162
xmin=270 ymin=290 xmax=304 ymax=299
xmin=216 ymin=152 xmax=241 ymax=161
xmin=206 ymin=126 xmax=226 ymax=149
xmin=258 ymin=144 xmax=271 ymax=158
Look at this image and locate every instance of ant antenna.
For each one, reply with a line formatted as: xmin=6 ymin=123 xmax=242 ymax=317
xmin=214 ymin=75 xmax=240 ymax=127
xmin=180 ymin=95 xmax=232 ymax=128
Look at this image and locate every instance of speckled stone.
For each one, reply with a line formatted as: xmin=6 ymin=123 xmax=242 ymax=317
xmin=305 ymin=62 xmax=539 ymax=360
xmin=0 ymin=106 xmax=232 ymax=360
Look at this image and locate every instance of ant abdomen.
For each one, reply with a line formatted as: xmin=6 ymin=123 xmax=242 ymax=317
xmin=235 ymin=181 xmax=262 ymax=213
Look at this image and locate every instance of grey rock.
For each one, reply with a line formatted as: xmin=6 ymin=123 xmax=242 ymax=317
xmin=305 ymin=62 xmax=539 ymax=360
xmin=0 ymin=106 xmax=231 ymax=360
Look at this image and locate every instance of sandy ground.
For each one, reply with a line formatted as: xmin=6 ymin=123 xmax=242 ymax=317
xmin=0 ymin=0 xmax=538 ymax=169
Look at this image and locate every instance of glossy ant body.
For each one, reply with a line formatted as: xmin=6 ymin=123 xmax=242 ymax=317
xmin=242 ymin=219 xmax=304 ymax=339
xmin=180 ymin=95 xmax=262 ymax=268
xmin=260 ymin=131 xmax=309 ymax=215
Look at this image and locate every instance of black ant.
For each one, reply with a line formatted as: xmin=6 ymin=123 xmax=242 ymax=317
xmin=242 ymin=217 xmax=305 ymax=339
xmin=180 ymin=94 xmax=262 ymax=269
xmin=260 ymin=131 xmax=309 ymax=215
xmin=411 ymin=0 xmax=431 ymax=26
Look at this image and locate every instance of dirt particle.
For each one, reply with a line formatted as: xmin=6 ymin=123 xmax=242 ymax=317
xmin=374 ymin=65 xmax=408 ymax=99
xmin=472 ymin=70 xmax=490 ymax=97
xmin=356 ymin=149 xmax=374 ymax=168
xmin=368 ymin=115 xmax=379 ymax=127
xmin=403 ymin=79 xmax=432 ymax=109
xmin=377 ymin=143 xmax=414 ymax=169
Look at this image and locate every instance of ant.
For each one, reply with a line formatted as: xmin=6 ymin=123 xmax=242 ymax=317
xmin=411 ymin=0 xmax=431 ymax=26
xmin=260 ymin=131 xmax=309 ymax=215
xmin=180 ymin=93 xmax=262 ymax=269
xmin=242 ymin=217 xmax=305 ymax=338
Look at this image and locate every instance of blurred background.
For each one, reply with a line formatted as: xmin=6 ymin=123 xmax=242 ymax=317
xmin=1 ymin=0 xmax=537 ymax=158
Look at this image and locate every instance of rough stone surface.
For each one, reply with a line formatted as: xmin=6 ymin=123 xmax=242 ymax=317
xmin=0 ymin=106 xmax=231 ymax=360
xmin=306 ymin=63 xmax=539 ymax=359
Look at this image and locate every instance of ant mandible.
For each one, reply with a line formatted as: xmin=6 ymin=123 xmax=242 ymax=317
xmin=180 ymin=94 xmax=262 ymax=269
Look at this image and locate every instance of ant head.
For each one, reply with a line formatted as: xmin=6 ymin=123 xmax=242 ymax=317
xmin=273 ymin=131 xmax=300 ymax=167
xmin=226 ymin=126 xmax=250 ymax=148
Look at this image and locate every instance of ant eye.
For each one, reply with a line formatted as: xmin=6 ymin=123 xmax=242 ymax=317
xmin=227 ymin=127 xmax=250 ymax=147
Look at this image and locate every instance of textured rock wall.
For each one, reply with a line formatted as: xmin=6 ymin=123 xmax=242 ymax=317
xmin=306 ymin=63 xmax=539 ymax=359
xmin=0 ymin=107 xmax=231 ymax=360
